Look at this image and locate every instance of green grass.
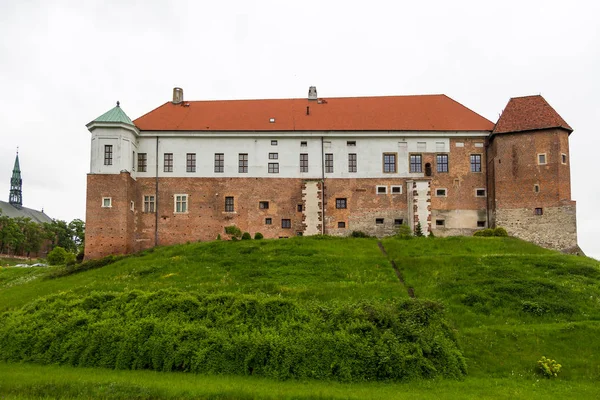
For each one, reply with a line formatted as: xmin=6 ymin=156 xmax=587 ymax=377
xmin=1 ymin=362 xmax=599 ymax=400
xmin=1 ymin=235 xmax=600 ymax=397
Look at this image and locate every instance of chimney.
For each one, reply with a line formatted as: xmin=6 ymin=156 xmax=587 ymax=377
xmin=308 ymin=86 xmax=317 ymax=101
xmin=172 ymin=87 xmax=183 ymax=104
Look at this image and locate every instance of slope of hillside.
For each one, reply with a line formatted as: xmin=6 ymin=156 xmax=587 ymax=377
xmin=0 ymin=236 xmax=599 ymax=384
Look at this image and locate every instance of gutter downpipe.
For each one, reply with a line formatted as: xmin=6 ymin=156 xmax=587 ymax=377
xmin=155 ymin=136 xmax=159 ymax=246
xmin=321 ymin=136 xmax=325 ymax=235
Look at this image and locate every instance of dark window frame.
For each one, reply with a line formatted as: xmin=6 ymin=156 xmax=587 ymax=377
xmin=164 ymin=153 xmax=173 ymax=172
xmin=281 ymin=219 xmax=291 ymax=228
xmin=186 ymin=153 xmax=196 ymax=173
xmin=383 ymin=153 xmax=397 ymax=173
xmin=225 ymin=196 xmax=234 ymax=212
xmin=336 ymin=198 xmax=347 ymax=209
xmin=348 ymin=153 xmax=357 ymax=173
xmin=268 ymin=162 xmax=279 ymax=173
xmin=259 ymin=201 xmax=269 ymax=209
xmin=410 ymin=154 xmax=422 ymax=173
xmin=214 ymin=153 xmax=224 ymax=173
xmin=338 ymin=221 xmax=346 ymax=228
xmin=239 ymin=153 xmax=248 ymax=173
xmin=104 ymin=145 xmax=113 ymax=166
xmin=269 ymin=152 xmax=278 ymax=160
xmin=325 ymin=153 xmax=334 ymax=173
xmin=470 ymin=154 xmax=482 ymax=172
xmin=138 ymin=153 xmax=147 ymax=172
xmin=436 ymin=154 xmax=449 ymax=173
xmin=265 ymin=217 xmax=272 ymax=225
xmin=300 ymin=153 xmax=309 ymax=173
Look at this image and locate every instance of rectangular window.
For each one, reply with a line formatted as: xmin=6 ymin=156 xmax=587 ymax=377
xmin=269 ymin=152 xmax=278 ymax=160
xmin=436 ymin=154 xmax=448 ymax=173
xmin=265 ymin=218 xmax=272 ymax=225
xmin=300 ymin=153 xmax=308 ymax=172
xmin=130 ymin=200 xmax=135 ymax=211
xmin=436 ymin=219 xmax=445 ymax=226
xmin=394 ymin=218 xmax=403 ymax=225
xmin=325 ymin=153 xmax=333 ymax=173
xmin=375 ymin=218 xmax=384 ymax=225
xmin=435 ymin=188 xmax=447 ymax=197
xmin=417 ymin=142 xmax=427 ymax=152
xmin=476 ymin=189 xmax=487 ymax=197
xmin=561 ymin=153 xmax=567 ymax=164
xmin=383 ymin=153 xmax=397 ymax=173
xmin=297 ymin=204 xmax=303 ymax=212
xmin=102 ymin=197 xmax=112 ymax=208
xmin=104 ymin=145 xmax=113 ymax=165
xmin=143 ymin=195 xmax=155 ymax=213
xmin=239 ymin=153 xmax=248 ymax=173
xmin=410 ymin=154 xmax=422 ymax=173
xmin=534 ymin=184 xmax=540 ymax=193
xmin=348 ymin=153 xmax=357 ymax=173
xmin=534 ymin=208 xmax=543 ymax=215
xmin=186 ymin=153 xmax=196 ymax=173
xmin=225 ymin=196 xmax=234 ymax=212
xmin=132 ymin=152 xmax=135 ymax=171
xmin=271 ymin=140 xmax=278 ymax=146
xmin=259 ymin=201 xmax=269 ymax=209
xmin=347 ymin=141 xmax=356 ymax=146
xmin=301 ymin=141 xmax=307 ymax=147
xmin=376 ymin=186 xmax=387 ymax=194
xmin=477 ymin=221 xmax=486 ymax=227
xmin=268 ymin=162 xmax=279 ymax=173
xmin=338 ymin=221 xmax=346 ymax=228
xmin=174 ymin=194 xmax=188 ymax=213
xmin=214 ymin=153 xmax=224 ymax=173
xmin=470 ymin=154 xmax=482 ymax=172
xmin=164 ymin=153 xmax=173 ymax=172
xmin=282 ymin=219 xmax=291 ymax=228
xmin=391 ymin=185 xmax=402 ymax=194
xmin=336 ymin=198 xmax=347 ymax=209
xmin=538 ymin=153 xmax=547 ymax=165
xmin=138 ymin=153 xmax=147 ymax=172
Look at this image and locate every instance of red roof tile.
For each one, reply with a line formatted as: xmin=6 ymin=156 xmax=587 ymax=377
xmin=493 ymin=95 xmax=572 ymax=134
xmin=133 ymin=94 xmax=494 ymax=132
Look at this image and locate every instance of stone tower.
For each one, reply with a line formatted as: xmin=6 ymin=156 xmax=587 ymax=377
xmin=487 ymin=95 xmax=577 ymax=251
xmin=84 ymin=102 xmax=140 ymax=259
xmin=9 ymin=152 xmax=22 ymax=208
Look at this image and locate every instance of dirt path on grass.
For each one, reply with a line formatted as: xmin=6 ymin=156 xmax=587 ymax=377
xmin=377 ymin=241 xmax=415 ymax=298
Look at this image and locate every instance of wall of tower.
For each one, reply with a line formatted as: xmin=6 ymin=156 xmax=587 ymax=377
xmin=488 ymin=128 xmax=577 ymax=251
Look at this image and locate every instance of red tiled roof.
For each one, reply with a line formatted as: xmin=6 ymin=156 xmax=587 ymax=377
xmin=133 ymin=94 xmax=494 ymax=132
xmin=493 ymin=95 xmax=572 ymax=134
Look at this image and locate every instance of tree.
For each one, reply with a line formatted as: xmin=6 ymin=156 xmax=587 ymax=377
xmin=415 ymin=222 xmax=424 ymax=237
xmin=68 ymin=219 xmax=85 ymax=251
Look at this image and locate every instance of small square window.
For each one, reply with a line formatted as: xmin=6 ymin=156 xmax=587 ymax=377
xmin=268 ymin=163 xmax=279 ymax=173
xmin=297 ymin=204 xmax=303 ymax=212
xmin=534 ymin=208 xmax=543 ymax=215
xmin=538 ymin=153 xmax=547 ymax=165
xmin=265 ymin=218 xmax=272 ymax=225
xmin=336 ymin=198 xmax=347 ymax=209
xmin=534 ymin=184 xmax=540 ymax=193
xmin=347 ymin=141 xmax=356 ymax=146
xmin=476 ymin=189 xmax=487 ymax=197
xmin=259 ymin=201 xmax=269 ymax=209
xmin=436 ymin=219 xmax=445 ymax=226
xmin=338 ymin=221 xmax=346 ymax=228
xmin=375 ymin=218 xmax=384 ymax=225
xmin=296 ymin=231 xmax=303 ymax=236
xmin=376 ymin=186 xmax=387 ymax=194
xmin=271 ymin=140 xmax=278 ymax=145
xmin=102 ymin=197 xmax=112 ymax=208
xmin=301 ymin=141 xmax=307 ymax=147
xmin=282 ymin=219 xmax=291 ymax=228
xmin=269 ymin=152 xmax=278 ymax=160
xmin=391 ymin=185 xmax=402 ymax=194
xmin=435 ymin=188 xmax=447 ymax=197
xmin=477 ymin=221 xmax=486 ymax=227
xmin=394 ymin=218 xmax=403 ymax=225
xmin=561 ymin=153 xmax=567 ymax=164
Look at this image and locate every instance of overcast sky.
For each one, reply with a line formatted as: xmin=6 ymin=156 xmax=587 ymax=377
xmin=1 ymin=0 xmax=598 ymax=258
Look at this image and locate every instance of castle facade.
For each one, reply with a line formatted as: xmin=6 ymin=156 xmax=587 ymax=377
xmin=84 ymin=87 xmax=577 ymax=259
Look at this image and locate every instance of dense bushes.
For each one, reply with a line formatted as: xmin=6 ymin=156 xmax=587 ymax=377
xmin=473 ymin=227 xmax=508 ymax=237
xmin=0 ymin=289 xmax=466 ymax=382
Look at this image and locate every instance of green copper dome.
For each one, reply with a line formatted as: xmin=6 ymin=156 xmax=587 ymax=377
xmin=91 ymin=101 xmax=135 ymax=125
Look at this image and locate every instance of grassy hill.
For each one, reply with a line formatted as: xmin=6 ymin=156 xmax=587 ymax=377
xmin=0 ymin=236 xmax=599 ymax=398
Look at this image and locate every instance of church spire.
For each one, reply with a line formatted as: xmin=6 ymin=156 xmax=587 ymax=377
xmin=9 ymin=150 xmax=22 ymax=208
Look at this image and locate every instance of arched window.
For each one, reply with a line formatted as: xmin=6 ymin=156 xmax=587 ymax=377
xmin=425 ymin=163 xmax=432 ymax=177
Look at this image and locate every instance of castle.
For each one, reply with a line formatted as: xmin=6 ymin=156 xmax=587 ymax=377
xmin=84 ymin=87 xmax=577 ymax=259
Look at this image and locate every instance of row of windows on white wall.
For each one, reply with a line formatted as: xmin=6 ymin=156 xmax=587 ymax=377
xmin=103 ymin=146 xmax=484 ymax=174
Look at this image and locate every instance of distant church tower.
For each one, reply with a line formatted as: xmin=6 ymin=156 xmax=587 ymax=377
xmin=9 ymin=151 xmax=22 ymax=208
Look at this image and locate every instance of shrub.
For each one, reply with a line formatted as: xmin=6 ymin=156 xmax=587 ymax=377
xmin=415 ymin=222 xmax=424 ymax=237
xmin=47 ymin=246 xmax=68 ymax=265
xmin=538 ymin=356 xmax=561 ymax=378
xmin=351 ymin=231 xmax=370 ymax=238
xmin=396 ymin=225 xmax=412 ymax=239
xmin=224 ymin=226 xmax=242 ymax=239
xmin=241 ymin=232 xmax=252 ymax=240
xmin=76 ymin=250 xmax=85 ymax=263
xmin=428 ymin=230 xmax=435 ymax=238
xmin=493 ymin=227 xmax=508 ymax=236
xmin=65 ymin=253 xmax=77 ymax=266
xmin=254 ymin=232 xmax=264 ymax=240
